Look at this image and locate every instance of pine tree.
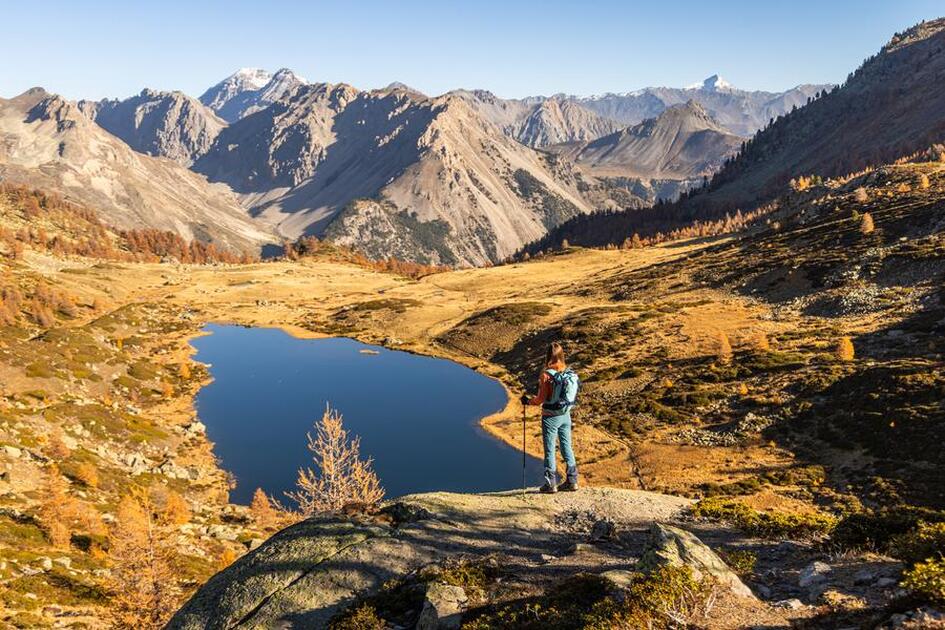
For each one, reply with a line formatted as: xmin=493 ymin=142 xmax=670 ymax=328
xmin=860 ymin=212 xmax=875 ymax=235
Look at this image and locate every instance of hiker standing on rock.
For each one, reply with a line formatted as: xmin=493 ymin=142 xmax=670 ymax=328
xmin=521 ymin=342 xmax=580 ymax=494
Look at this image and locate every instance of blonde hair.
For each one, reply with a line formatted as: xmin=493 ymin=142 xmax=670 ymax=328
xmin=545 ymin=342 xmax=565 ymax=367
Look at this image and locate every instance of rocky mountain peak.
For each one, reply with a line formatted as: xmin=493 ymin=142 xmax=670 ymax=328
xmin=697 ymin=74 xmax=735 ymax=92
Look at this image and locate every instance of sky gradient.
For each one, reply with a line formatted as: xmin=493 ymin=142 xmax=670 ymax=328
xmin=3 ymin=1 xmax=942 ymax=101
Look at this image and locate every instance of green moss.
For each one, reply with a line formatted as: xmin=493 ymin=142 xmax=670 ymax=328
xmin=25 ymin=362 xmax=55 ymax=378
xmin=717 ymin=548 xmax=757 ymax=577
xmin=128 ymin=360 xmax=158 ymax=381
xmin=350 ymin=298 xmax=421 ymax=314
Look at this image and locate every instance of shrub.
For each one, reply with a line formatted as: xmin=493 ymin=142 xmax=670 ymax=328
xmin=831 ymin=506 xmax=945 ymax=552
xmin=716 ymin=332 xmax=732 ymax=365
xmin=45 ymin=429 xmax=72 ymax=460
xmin=286 ymin=405 xmax=384 ymax=516
xmin=891 ymin=522 xmax=945 ymax=566
xmin=752 ymin=333 xmax=771 ymax=352
xmin=585 ymin=566 xmax=715 ymax=630
xmin=74 ymin=462 xmax=100 ymax=488
xmin=692 ymin=497 xmax=836 ymax=539
xmin=329 ymin=604 xmax=386 ymax=630
xmin=901 ymin=558 xmax=945 ymax=604
xmin=854 ymin=187 xmax=869 ymax=202
xmin=836 ymin=337 xmax=855 ymax=362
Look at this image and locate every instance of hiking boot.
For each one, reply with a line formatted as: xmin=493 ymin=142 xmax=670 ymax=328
xmin=539 ymin=483 xmax=558 ymax=494
xmin=557 ymin=480 xmax=578 ymax=492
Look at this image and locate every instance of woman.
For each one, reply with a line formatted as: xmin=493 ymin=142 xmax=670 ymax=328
xmin=521 ymin=342 xmax=579 ymax=494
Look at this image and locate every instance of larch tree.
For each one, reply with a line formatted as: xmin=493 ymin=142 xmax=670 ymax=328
xmin=286 ymin=405 xmax=384 ymax=516
xmin=108 ymin=492 xmax=179 ymax=630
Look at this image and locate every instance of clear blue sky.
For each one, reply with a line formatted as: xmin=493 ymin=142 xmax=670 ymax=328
xmin=3 ymin=1 xmax=941 ymax=101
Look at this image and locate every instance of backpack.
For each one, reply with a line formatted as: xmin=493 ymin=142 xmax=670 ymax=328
xmin=542 ymin=367 xmax=579 ymax=414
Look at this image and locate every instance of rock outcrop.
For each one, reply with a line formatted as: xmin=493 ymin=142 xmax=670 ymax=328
xmin=168 ymin=488 xmax=690 ymax=629
xmin=638 ymin=522 xmax=756 ymax=598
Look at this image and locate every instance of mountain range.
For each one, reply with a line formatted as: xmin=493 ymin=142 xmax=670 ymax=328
xmin=525 ymin=18 xmax=945 ymax=254
xmin=0 ymin=61 xmax=840 ymax=264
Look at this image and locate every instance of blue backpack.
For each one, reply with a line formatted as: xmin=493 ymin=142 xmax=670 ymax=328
xmin=542 ymin=367 xmax=579 ymax=414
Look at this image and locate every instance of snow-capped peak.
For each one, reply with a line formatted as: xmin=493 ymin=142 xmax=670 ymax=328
xmin=687 ymin=74 xmax=735 ymax=92
xmin=233 ymin=68 xmax=273 ymax=90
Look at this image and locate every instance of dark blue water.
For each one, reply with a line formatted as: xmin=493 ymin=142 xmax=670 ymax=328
xmin=191 ymin=324 xmax=543 ymax=505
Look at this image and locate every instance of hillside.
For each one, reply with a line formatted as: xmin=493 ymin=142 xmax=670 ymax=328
xmin=195 ymin=85 xmax=598 ymax=266
xmin=0 ymin=89 xmax=274 ymax=253
xmin=528 ymin=19 xmax=945 ymax=253
xmin=551 ymin=101 xmax=743 ymax=203
xmin=79 ymin=89 xmax=226 ymax=165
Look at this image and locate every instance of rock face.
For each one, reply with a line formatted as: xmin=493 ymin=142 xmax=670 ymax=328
xmin=167 ymin=488 xmax=690 ymax=629
xmin=79 ymin=89 xmax=226 ymax=165
xmin=0 ymin=88 xmax=274 ymax=253
xmin=638 ymin=522 xmax=756 ymax=598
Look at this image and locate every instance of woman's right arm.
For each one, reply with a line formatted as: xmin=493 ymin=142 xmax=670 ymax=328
xmin=527 ymin=371 xmax=550 ymax=406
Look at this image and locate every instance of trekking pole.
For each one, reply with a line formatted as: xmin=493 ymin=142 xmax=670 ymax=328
xmin=522 ymin=402 xmax=527 ymax=501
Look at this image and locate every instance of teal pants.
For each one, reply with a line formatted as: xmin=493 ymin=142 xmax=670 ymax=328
xmin=541 ymin=412 xmax=578 ymax=487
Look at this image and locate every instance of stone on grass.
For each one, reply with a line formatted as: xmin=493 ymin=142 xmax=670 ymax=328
xmin=415 ymin=582 xmax=467 ymax=630
xmin=638 ymin=522 xmax=755 ymax=598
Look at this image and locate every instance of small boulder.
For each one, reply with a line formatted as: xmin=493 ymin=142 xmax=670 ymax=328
xmin=638 ymin=523 xmax=756 ymax=599
xmin=798 ymin=561 xmax=831 ymax=588
xmin=600 ymin=569 xmax=637 ymax=590
xmin=415 ymin=582 xmax=467 ymax=630
xmin=853 ymin=568 xmax=876 ymax=585
xmin=589 ymin=519 xmax=616 ymax=542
